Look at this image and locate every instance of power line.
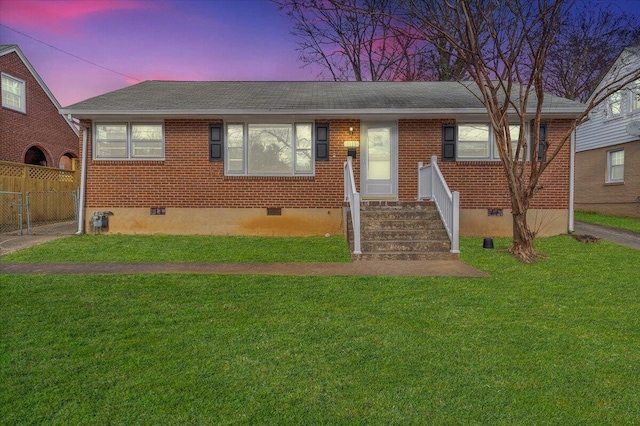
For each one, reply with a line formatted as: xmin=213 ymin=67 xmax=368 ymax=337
xmin=0 ymin=23 xmax=142 ymax=82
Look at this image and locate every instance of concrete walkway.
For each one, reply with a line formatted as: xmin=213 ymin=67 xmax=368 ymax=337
xmin=0 ymin=260 xmax=488 ymax=277
xmin=573 ymin=221 xmax=640 ymax=251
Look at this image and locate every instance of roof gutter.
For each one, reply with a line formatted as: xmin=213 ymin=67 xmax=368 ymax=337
xmin=568 ymin=129 xmax=576 ymax=233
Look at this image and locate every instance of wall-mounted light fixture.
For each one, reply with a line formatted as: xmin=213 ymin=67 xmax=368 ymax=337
xmin=349 ymin=126 xmax=354 ymax=136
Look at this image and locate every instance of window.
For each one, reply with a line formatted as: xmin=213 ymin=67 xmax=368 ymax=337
xmin=456 ymin=124 xmax=527 ymax=160
xmin=1 ymin=73 xmax=26 ymax=113
xmin=607 ymin=149 xmax=624 ymax=183
xmin=131 ymin=124 xmax=163 ymax=158
xmin=95 ymin=123 xmax=164 ymax=160
xmin=632 ymin=80 xmax=640 ymax=112
xmin=494 ymin=125 xmax=527 ymax=160
xmin=607 ymin=91 xmax=622 ymax=118
xmin=457 ymin=124 xmax=490 ymax=159
xmin=225 ymin=123 xmax=314 ymax=175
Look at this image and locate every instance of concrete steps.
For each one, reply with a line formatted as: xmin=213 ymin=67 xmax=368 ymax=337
xmin=346 ymin=201 xmax=458 ymax=260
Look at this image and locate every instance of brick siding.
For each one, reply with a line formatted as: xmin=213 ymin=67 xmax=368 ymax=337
xmin=575 ymin=139 xmax=640 ymax=217
xmin=399 ymin=119 xmax=572 ymax=210
xmin=81 ymin=118 xmax=572 ymax=211
xmin=0 ymin=51 xmax=78 ymax=166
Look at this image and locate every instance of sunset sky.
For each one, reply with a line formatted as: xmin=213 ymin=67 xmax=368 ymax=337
xmin=1 ymin=0 xmax=639 ymax=107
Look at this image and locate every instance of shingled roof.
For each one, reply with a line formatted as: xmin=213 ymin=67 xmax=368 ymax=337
xmin=61 ymin=80 xmax=584 ymax=118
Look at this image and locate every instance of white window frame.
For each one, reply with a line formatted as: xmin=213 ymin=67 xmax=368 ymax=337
xmin=457 ymin=123 xmax=529 ymax=161
xmin=607 ymin=91 xmax=623 ymax=118
xmin=607 ymin=149 xmax=624 ymax=183
xmin=224 ymin=122 xmax=315 ymax=176
xmin=1 ymin=73 xmax=26 ymax=113
xmin=94 ymin=122 xmax=165 ymax=160
xmin=631 ymin=80 xmax=640 ymax=113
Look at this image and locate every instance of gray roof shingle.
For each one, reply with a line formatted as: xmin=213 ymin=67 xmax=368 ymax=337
xmin=62 ymin=80 xmax=584 ymax=116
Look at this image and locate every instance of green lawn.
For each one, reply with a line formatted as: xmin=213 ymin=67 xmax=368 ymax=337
xmin=2 ymin=236 xmax=640 ymax=424
xmin=575 ymin=211 xmax=640 ymax=234
xmin=0 ymin=234 xmax=352 ymax=263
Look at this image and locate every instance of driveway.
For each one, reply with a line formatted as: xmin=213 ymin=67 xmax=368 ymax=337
xmin=574 ymin=221 xmax=640 ymax=251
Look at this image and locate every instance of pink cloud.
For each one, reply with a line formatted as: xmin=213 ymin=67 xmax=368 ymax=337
xmin=0 ymin=0 xmax=148 ymax=34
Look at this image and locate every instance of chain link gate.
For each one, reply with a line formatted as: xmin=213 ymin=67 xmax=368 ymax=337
xmin=26 ymin=190 xmax=79 ymax=235
xmin=0 ymin=191 xmax=24 ymax=235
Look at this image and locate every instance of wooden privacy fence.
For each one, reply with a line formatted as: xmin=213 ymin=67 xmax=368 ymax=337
xmin=0 ymin=161 xmax=80 ymax=233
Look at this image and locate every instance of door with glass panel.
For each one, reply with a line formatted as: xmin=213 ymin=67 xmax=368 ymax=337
xmin=361 ymin=122 xmax=398 ymax=199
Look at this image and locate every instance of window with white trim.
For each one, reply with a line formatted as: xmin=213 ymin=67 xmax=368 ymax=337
xmin=631 ymin=80 xmax=640 ymax=112
xmin=1 ymin=73 xmax=26 ymax=113
xmin=607 ymin=149 xmax=624 ymax=183
xmin=225 ymin=123 xmax=314 ymax=175
xmin=457 ymin=124 xmax=528 ymax=161
xmin=95 ymin=123 xmax=164 ymax=160
xmin=607 ymin=91 xmax=622 ymax=117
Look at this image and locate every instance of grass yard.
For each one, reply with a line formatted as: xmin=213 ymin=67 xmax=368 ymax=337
xmin=575 ymin=210 xmax=640 ymax=234
xmin=0 ymin=234 xmax=352 ymax=263
xmin=2 ymin=236 xmax=640 ymax=424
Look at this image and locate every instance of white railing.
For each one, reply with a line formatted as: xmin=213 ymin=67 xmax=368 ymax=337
xmin=344 ymin=156 xmax=361 ymax=254
xmin=418 ymin=155 xmax=460 ymax=253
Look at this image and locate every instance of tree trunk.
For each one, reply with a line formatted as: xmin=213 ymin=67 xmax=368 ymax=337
xmin=509 ymin=206 xmax=539 ymax=263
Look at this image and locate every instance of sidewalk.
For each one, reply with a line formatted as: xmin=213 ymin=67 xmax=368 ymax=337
xmin=573 ymin=221 xmax=640 ymax=251
xmin=0 ymin=260 xmax=488 ymax=277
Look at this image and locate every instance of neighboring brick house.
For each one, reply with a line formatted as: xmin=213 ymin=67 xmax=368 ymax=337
xmin=576 ymin=46 xmax=640 ymax=218
xmin=61 ymin=81 xmax=582 ymax=245
xmin=0 ymin=44 xmax=78 ymax=168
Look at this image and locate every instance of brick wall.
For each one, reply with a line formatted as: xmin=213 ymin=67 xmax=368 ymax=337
xmin=0 ymin=51 xmax=78 ymax=166
xmin=82 ymin=119 xmax=358 ymax=209
xmin=575 ymin=139 xmax=640 ymax=217
xmin=398 ymin=119 xmax=573 ymax=209
xmin=81 ymin=118 xmax=573 ymax=211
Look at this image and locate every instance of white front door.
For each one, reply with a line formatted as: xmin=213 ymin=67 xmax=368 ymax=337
xmin=361 ymin=122 xmax=398 ymax=199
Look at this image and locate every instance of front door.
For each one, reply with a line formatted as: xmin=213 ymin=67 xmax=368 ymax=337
xmin=361 ymin=122 xmax=398 ymax=199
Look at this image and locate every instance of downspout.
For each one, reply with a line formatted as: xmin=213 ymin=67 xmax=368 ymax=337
xmin=568 ymin=130 xmax=575 ymax=233
xmin=76 ymin=125 xmax=88 ymax=235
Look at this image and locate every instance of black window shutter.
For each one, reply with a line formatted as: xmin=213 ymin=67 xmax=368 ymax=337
xmin=315 ymin=123 xmax=329 ymax=161
xmin=537 ymin=124 xmax=547 ymax=162
xmin=209 ymin=124 xmax=223 ymax=161
xmin=442 ymin=125 xmax=456 ymax=161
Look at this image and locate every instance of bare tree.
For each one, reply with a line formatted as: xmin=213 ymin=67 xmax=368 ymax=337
xmin=274 ymin=0 xmax=428 ymax=81
xmin=544 ymin=0 xmax=640 ymax=102
xmin=402 ymin=0 xmax=640 ymax=262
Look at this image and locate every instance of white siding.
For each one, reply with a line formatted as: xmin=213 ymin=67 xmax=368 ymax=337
xmin=576 ymin=51 xmax=640 ymax=152
xmin=576 ymin=112 xmax=640 ymax=152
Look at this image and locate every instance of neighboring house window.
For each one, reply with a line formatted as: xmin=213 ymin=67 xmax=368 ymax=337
xmin=607 ymin=149 xmax=624 ymax=183
xmin=1 ymin=73 xmax=26 ymax=113
xmin=632 ymin=80 xmax=640 ymax=112
xmin=95 ymin=123 xmax=164 ymax=160
xmin=456 ymin=124 xmax=528 ymax=161
xmin=225 ymin=123 xmax=314 ymax=175
xmin=607 ymin=91 xmax=622 ymax=118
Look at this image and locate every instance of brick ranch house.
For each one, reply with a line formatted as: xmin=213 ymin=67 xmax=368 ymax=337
xmin=1 ymin=45 xmax=78 ymax=168
xmin=61 ymin=81 xmax=583 ymax=254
